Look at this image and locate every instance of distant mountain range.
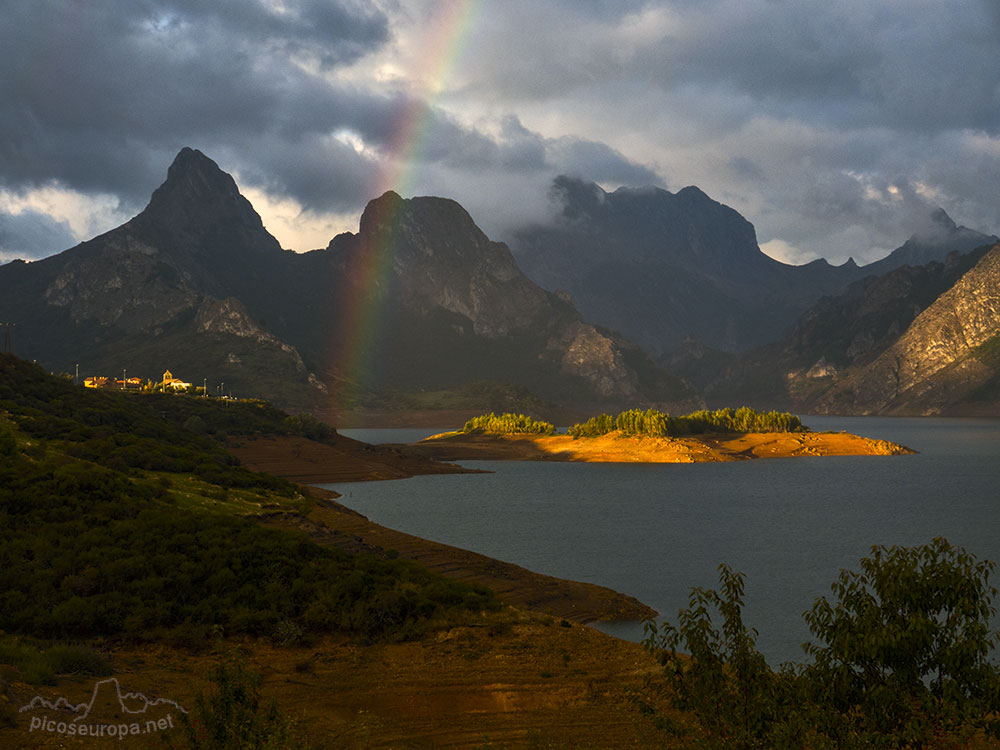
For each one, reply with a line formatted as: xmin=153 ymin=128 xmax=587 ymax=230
xmin=0 ymin=149 xmax=691 ymax=412
xmin=2 ymin=149 xmax=997 ymax=417
xmin=680 ymin=242 xmax=1000 ymax=415
xmin=510 ymin=177 xmax=996 ymax=355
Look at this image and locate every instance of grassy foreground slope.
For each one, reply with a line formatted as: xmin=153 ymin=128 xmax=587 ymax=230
xmin=0 ymin=354 xmax=497 ymax=645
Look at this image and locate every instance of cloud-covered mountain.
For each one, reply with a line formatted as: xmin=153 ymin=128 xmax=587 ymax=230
xmin=509 ymin=177 xmax=995 ymax=356
xmin=6 ymin=1 xmax=1000 ymax=272
xmin=0 ymin=149 xmax=690 ymax=412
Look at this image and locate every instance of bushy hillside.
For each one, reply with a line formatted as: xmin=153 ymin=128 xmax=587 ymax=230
xmin=0 ymin=355 xmax=496 ymax=644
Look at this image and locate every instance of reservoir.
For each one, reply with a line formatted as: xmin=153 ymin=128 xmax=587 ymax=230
xmin=328 ymin=417 xmax=1000 ymax=666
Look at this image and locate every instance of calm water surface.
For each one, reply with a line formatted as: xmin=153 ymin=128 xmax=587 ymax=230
xmin=331 ymin=418 xmax=1000 ymax=665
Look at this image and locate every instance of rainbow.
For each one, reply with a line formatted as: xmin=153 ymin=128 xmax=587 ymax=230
xmin=329 ymin=0 xmax=480 ymax=412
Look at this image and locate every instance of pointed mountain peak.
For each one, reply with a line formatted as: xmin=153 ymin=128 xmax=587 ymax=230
xmin=676 ymin=185 xmax=711 ymax=201
xmin=140 ymin=148 xmax=269 ymax=239
xmin=864 ymin=207 xmax=997 ymax=274
xmin=929 ymin=207 xmax=957 ymax=230
xmin=906 ymin=206 xmax=986 ymax=247
xmin=153 ymin=147 xmax=242 ymax=205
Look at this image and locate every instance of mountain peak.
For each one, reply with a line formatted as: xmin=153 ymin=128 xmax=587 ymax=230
xmin=358 ymin=191 xmax=481 ymax=245
xmin=928 ymin=207 xmax=957 ymax=231
xmin=154 ymin=147 xmax=242 ymax=204
xmin=856 ymin=207 xmax=996 ymax=280
xmin=907 ymin=207 xmax=960 ymax=244
xmin=140 ymin=148 xmax=269 ymax=240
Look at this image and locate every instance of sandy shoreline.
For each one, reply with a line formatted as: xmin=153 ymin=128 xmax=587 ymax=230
xmin=404 ymin=428 xmax=916 ymax=463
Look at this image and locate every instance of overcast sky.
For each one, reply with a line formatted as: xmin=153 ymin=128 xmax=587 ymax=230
xmin=2 ymin=0 xmax=999 ymax=266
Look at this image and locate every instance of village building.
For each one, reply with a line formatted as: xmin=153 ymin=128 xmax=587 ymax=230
xmin=161 ymin=370 xmax=192 ymax=391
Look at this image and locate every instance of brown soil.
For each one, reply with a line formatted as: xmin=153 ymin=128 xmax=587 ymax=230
xmin=406 ymin=429 xmax=916 ymax=463
xmin=2 ymin=622 xmax=670 ymax=750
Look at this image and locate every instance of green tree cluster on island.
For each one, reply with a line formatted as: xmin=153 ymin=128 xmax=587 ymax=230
xmin=637 ymin=538 xmax=1000 ymax=749
xmin=570 ymin=406 xmax=804 ymax=438
xmin=462 ymin=412 xmax=556 ymax=435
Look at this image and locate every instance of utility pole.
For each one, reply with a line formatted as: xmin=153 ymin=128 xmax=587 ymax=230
xmin=122 ymin=368 xmax=126 ymax=390
xmin=75 ymin=363 xmax=79 ymax=385
xmin=0 ymin=322 xmax=13 ymax=354
xmin=203 ymin=377 xmax=207 ymax=397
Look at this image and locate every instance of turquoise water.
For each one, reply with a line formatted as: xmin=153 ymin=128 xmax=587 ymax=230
xmin=330 ymin=417 xmax=1000 ymax=665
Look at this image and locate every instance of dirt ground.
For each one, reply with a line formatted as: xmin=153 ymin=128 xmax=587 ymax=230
xmin=2 ymin=619 xmax=673 ymax=750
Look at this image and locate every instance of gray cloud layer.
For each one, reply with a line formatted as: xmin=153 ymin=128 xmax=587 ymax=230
xmin=1 ymin=0 xmax=998 ymax=264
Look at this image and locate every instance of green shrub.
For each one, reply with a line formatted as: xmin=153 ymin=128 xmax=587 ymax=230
xmin=166 ymin=654 xmax=304 ymax=750
xmin=43 ymin=644 xmax=112 ymax=678
xmin=802 ymin=538 xmax=1000 ymax=745
xmin=0 ymin=424 xmax=15 ymax=456
xmin=570 ymin=406 xmax=805 ymax=439
xmin=568 ymin=413 xmax=614 ymax=438
xmin=638 ymin=540 xmax=1000 ymax=748
xmin=0 ymin=637 xmax=111 ymax=686
xmin=640 ymin=564 xmax=797 ymax=748
xmin=462 ymin=412 xmax=555 ymax=435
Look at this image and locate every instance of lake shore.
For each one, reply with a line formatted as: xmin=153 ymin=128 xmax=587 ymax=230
xmin=228 ymin=437 xmax=656 ymax=624
xmin=402 ymin=429 xmax=916 ymax=463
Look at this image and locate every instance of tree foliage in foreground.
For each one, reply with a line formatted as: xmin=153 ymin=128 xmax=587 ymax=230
xmin=462 ymin=412 xmax=555 ymax=435
xmin=639 ymin=539 xmax=1000 ymax=749
xmin=569 ymin=406 xmax=804 ymax=438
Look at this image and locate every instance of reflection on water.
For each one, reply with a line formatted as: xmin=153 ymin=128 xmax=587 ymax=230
xmin=325 ymin=417 xmax=1000 ymax=665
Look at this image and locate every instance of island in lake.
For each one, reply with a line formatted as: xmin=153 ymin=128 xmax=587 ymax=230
xmin=403 ymin=408 xmax=915 ymax=463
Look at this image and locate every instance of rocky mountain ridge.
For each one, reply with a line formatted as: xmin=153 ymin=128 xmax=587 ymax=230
xmin=510 ymin=176 xmax=995 ymax=355
xmin=0 ymin=149 xmax=690 ymax=411
xmin=825 ymin=244 xmax=1000 ymax=414
xmin=696 ymin=242 xmax=1000 ymax=415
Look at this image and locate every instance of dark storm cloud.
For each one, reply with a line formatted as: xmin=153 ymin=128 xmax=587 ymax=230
xmin=548 ymin=138 xmax=660 ymax=187
xmin=4 ymin=0 xmax=998 ymax=261
xmin=0 ymin=0 xmax=654 ymax=239
xmin=468 ymin=0 xmax=1000 ymax=136
xmin=0 ymin=210 xmax=78 ymax=262
xmin=0 ymin=0 xmax=389 ymax=204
